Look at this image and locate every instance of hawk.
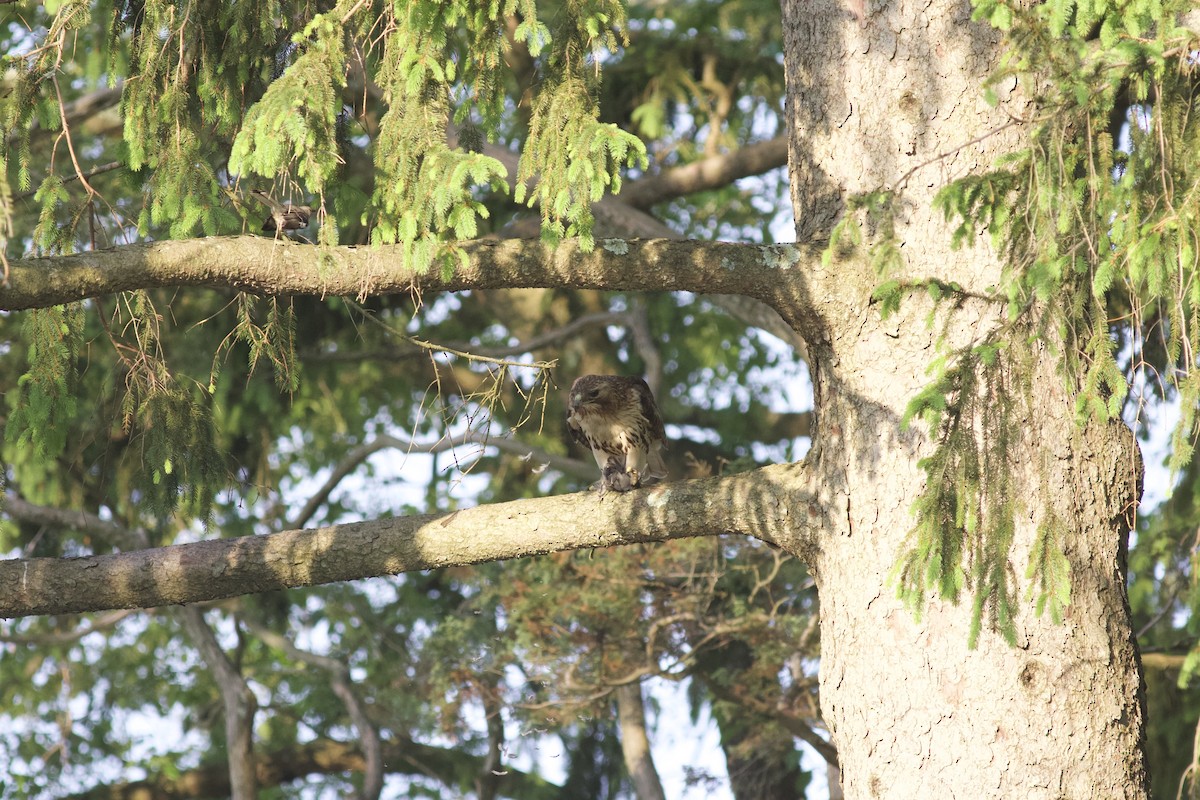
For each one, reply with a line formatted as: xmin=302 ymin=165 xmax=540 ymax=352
xmin=566 ymin=375 xmax=668 ymax=494
xmin=250 ymin=189 xmax=312 ymax=233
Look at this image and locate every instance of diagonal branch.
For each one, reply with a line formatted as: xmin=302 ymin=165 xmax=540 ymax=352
xmin=2 ymin=494 xmax=150 ymax=551
xmin=616 ymin=136 xmax=789 ymax=210
xmin=0 ymin=609 xmax=139 ymax=645
xmin=0 ymin=462 xmax=819 ymax=618
xmin=177 ymin=607 xmax=258 ymax=800
xmin=243 ymin=618 xmax=384 ymax=800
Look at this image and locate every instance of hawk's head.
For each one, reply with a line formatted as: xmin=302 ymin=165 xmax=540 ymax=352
xmin=567 ymin=375 xmax=623 ymax=419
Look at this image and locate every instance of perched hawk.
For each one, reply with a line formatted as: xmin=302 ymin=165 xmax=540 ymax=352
xmin=250 ymin=189 xmax=312 ymax=233
xmin=566 ymin=375 xmax=668 ymax=493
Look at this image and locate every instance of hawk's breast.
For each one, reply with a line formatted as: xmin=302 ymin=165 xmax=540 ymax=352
xmin=573 ymin=405 xmax=655 ymax=455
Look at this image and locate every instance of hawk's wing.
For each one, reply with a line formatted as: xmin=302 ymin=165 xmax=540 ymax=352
xmin=628 ymin=378 xmax=668 ymax=483
xmin=633 ymin=377 xmax=667 ymax=446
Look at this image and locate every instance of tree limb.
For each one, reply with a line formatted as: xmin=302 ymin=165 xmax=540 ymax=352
xmin=5 ymin=85 xmax=123 ymax=146
xmin=477 ymin=672 xmax=506 ymax=800
xmin=0 ymin=609 xmax=139 ymax=645
xmin=616 ymin=683 xmax=668 ymax=800
xmin=177 ymin=607 xmax=259 ymax=800
xmin=616 ymin=136 xmax=789 ymax=210
xmin=447 ymin=309 xmax=635 ymax=358
xmin=2 ymin=494 xmax=150 ymax=551
xmin=0 ymin=462 xmax=818 ymax=618
xmin=0 ymin=238 xmax=824 ymax=343
xmin=63 ymin=736 xmax=560 ymax=800
xmin=289 ymin=431 xmax=595 ymax=529
xmin=242 ymin=618 xmax=384 ymax=800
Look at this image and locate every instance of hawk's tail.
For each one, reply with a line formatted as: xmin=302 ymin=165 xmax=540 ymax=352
xmin=644 ymin=445 xmax=668 ymax=484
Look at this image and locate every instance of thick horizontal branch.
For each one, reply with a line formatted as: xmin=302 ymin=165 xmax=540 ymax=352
xmin=0 ymin=237 xmax=824 ymax=339
xmin=0 ymin=463 xmax=817 ymax=618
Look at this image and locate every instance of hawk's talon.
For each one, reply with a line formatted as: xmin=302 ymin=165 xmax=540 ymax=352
xmin=601 ymin=457 xmax=635 ymax=494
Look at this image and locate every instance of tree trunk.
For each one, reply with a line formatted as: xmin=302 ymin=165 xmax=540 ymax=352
xmin=709 ymin=695 xmax=808 ymax=800
xmin=780 ymin=0 xmax=1150 ymax=797
xmin=615 ymin=683 xmax=667 ymax=800
xmin=178 ymin=608 xmax=258 ymax=800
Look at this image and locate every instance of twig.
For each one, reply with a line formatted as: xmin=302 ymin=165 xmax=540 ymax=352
xmin=287 ymin=430 xmax=593 ymax=528
xmin=1136 ymin=585 xmax=1181 ymax=640
xmin=51 ymin=73 xmax=99 ymax=199
xmin=11 ymin=161 xmax=123 ymax=202
xmin=0 ymin=609 xmax=140 ymax=645
xmin=892 ymin=116 xmax=1025 ymax=191
xmin=345 ymin=298 xmax=556 ymax=370
xmin=241 ymin=616 xmax=384 ymax=800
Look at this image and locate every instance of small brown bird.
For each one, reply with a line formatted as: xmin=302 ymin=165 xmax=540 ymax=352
xmin=250 ymin=189 xmax=312 ymax=233
xmin=566 ymin=375 xmax=668 ymax=494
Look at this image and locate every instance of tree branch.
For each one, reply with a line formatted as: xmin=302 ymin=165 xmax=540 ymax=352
xmin=448 ymin=309 xmax=635 ymax=358
xmin=5 ymin=85 xmax=124 ymax=146
xmin=2 ymin=494 xmax=150 ymax=551
xmin=617 ymin=137 xmax=789 ymax=210
xmin=477 ymin=674 xmax=506 ymax=800
xmin=0 ymin=609 xmax=139 ymax=645
xmin=63 ymin=736 xmax=560 ymax=800
xmin=0 ymin=463 xmax=818 ymax=618
xmin=177 ymin=607 xmax=258 ymax=800
xmin=289 ymin=431 xmax=595 ymax=529
xmin=242 ymin=618 xmax=384 ymax=800
xmin=303 ymin=308 xmax=631 ymax=365
xmin=616 ymin=682 xmax=668 ymax=800
xmin=0 ymin=237 xmax=823 ymax=342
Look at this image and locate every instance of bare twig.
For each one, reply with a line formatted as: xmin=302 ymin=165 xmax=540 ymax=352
xmin=287 ymin=430 xmax=593 ymax=529
xmin=345 ymin=298 xmax=556 ymax=371
xmin=2 ymin=492 xmax=150 ymax=551
xmin=11 ymin=161 xmax=123 ymax=202
xmin=892 ymin=116 xmax=1025 ymax=191
xmin=614 ymin=135 xmax=789 ymax=210
xmin=51 ymin=73 xmax=99 ymax=199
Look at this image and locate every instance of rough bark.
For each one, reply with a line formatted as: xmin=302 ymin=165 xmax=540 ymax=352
xmin=0 ymin=462 xmax=818 ymax=617
xmin=0 ymin=238 xmax=817 ymax=325
xmin=615 ymin=683 xmax=668 ymax=800
xmin=780 ymin=0 xmax=1149 ymax=796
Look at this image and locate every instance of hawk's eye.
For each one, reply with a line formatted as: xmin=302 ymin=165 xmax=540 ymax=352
xmin=587 ymin=389 xmax=601 ymax=400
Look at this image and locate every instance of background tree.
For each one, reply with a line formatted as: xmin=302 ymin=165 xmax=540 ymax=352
xmin=1 ymin=1 xmax=1199 ymax=800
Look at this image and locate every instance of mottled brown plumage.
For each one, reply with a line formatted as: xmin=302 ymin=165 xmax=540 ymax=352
xmin=250 ymin=189 xmax=312 ymax=233
xmin=566 ymin=375 xmax=668 ymax=494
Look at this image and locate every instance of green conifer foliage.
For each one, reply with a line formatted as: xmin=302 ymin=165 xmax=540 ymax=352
xmin=848 ymin=0 xmax=1200 ymax=638
xmin=0 ymin=0 xmax=654 ymax=520
xmin=960 ymin=0 xmax=1200 ymax=461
